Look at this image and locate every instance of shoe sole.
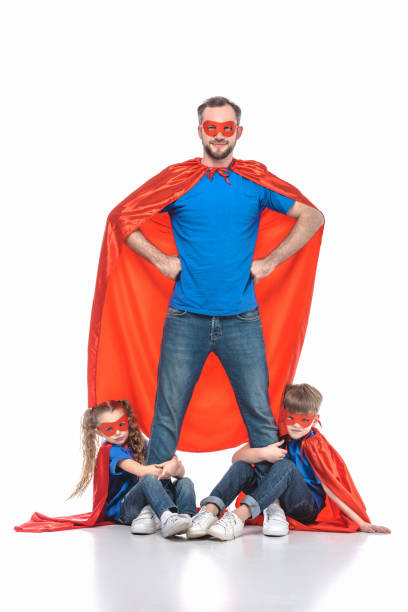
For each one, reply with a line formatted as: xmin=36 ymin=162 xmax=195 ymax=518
xmin=263 ymin=528 xmax=289 ymax=536
xmin=207 ymin=527 xmax=240 ymax=541
xmin=131 ymin=525 xmax=161 ymax=535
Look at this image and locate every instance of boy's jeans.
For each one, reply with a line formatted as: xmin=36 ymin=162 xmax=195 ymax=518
xmin=201 ymin=460 xmax=318 ymax=524
xmin=146 ymin=307 xmax=278 ymax=477
xmin=119 ymin=475 xmax=196 ymax=525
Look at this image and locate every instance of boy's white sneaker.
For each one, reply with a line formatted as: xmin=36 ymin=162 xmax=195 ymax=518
xmin=186 ymin=507 xmax=218 ymax=539
xmin=207 ymin=511 xmax=244 ymax=541
xmin=161 ymin=513 xmax=192 ymax=538
xmin=130 ymin=505 xmax=161 ymax=534
xmin=263 ymin=503 xmax=289 ymax=536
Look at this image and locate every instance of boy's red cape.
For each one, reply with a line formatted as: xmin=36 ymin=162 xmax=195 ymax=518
xmin=237 ymin=429 xmax=370 ymax=532
xmin=14 ymin=445 xmax=113 ymax=532
xmin=88 ymin=157 xmax=324 ymax=452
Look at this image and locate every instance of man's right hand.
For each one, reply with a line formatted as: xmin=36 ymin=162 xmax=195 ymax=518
xmin=157 ymin=255 xmax=182 ymax=280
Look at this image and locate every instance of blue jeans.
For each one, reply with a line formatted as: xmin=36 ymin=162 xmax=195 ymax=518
xmin=146 ymin=307 xmax=278 ymax=476
xmin=201 ymin=460 xmax=318 ymax=523
xmin=119 ymin=476 xmax=196 ymax=525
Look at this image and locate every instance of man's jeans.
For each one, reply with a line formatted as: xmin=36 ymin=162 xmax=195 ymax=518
xmin=201 ymin=460 xmax=318 ymax=523
xmin=146 ymin=307 xmax=278 ymax=476
xmin=119 ymin=475 xmax=196 ymax=525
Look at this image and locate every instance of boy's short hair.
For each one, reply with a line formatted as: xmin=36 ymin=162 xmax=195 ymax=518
xmin=284 ymin=384 xmax=323 ymax=414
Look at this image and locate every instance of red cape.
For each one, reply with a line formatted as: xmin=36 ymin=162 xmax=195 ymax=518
xmin=14 ymin=445 xmax=113 ymax=533
xmin=88 ymin=158 xmax=324 ymax=451
xmin=238 ymin=429 xmax=370 ymax=532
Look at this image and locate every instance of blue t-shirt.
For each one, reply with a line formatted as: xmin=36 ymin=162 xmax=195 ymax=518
xmin=285 ymin=430 xmax=326 ymax=513
xmin=104 ymin=443 xmax=139 ymax=521
xmin=161 ymin=169 xmax=294 ymax=315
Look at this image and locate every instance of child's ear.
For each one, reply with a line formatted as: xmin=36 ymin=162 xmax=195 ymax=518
xmin=94 ymin=427 xmax=102 ymax=438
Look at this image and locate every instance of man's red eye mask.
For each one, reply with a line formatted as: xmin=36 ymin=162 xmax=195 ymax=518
xmin=98 ymin=415 xmax=129 ymax=436
xmin=202 ymin=120 xmax=238 ymax=137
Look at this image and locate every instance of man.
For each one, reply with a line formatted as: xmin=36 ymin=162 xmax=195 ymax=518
xmin=123 ymin=96 xmax=324 ymax=471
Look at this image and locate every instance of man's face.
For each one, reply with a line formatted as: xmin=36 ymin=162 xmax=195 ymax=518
xmin=198 ymin=105 xmax=243 ymax=161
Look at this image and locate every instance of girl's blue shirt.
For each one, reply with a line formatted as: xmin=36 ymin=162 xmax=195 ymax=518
xmin=104 ymin=443 xmax=140 ymax=521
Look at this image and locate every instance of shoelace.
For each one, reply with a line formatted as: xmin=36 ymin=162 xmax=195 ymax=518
xmin=217 ymin=512 xmax=237 ymax=527
xmin=205 ymin=167 xmax=231 ymax=185
xmin=194 ymin=510 xmax=213 ymax=525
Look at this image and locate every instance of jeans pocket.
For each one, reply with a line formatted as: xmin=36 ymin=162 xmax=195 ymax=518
xmin=166 ymin=306 xmax=187 ymax=318
xmin=236 ymin=307 xmax=260 ymax=321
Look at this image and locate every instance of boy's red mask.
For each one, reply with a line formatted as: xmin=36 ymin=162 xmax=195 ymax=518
xmin=98 ymin=415 xmax=129 ymax=436
xmin=202 ymin=120 xmax=238 ymax=137
xmin=284 ymin=410 xmax=316 ymax=427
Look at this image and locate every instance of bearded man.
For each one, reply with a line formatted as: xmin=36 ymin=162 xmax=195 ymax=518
xmin=114 ymin=96 xmax=324 ymax=473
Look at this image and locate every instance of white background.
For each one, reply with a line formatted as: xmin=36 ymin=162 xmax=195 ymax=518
xmin=2 ymin=0 xmax=406 ymax=543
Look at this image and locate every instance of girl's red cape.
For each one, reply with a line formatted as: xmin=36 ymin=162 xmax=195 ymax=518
xmin=14 ymin=445 xmax=113 ymax=532
xmin=88 ymin=157 xmax=324 ymax=452
xmin=237 ymin=429 xmax=370 ymax=532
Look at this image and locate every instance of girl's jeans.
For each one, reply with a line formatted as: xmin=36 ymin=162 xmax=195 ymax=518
xmin=119 ymin=475 xmax=196 ymax=525
xmin=201 ymin=460 xmax=319 ymax=523
xmin=146 ymin=307 xmax=279 ymax=478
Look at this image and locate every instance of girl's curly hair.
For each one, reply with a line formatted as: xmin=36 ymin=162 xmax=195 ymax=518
xmin=69 ymin=399 xmax=146 ymax=498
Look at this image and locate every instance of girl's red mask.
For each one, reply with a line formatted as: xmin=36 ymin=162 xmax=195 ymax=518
xmin=98 ymin=415 xmax=129 ymax=436
xmin=202 ymin=120 xmax=238 ymax=137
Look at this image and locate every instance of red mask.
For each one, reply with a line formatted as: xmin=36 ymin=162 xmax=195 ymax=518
xmin=98 ymin=414 xmax=129 ymax=437
xmin=202 ymin=120 xmax=238 ymax=137
xmin=284 ymin=410 xmax=316 ymax=428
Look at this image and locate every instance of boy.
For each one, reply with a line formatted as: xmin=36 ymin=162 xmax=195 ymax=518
xmin=187 ymin=384 xmax=390 ymax=540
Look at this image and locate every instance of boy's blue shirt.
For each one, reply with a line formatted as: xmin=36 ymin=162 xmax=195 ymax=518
xmin=285 ymin=430 xmax=326 ymax=512
xmin=161 ymin=170 xmax=294 ymax=315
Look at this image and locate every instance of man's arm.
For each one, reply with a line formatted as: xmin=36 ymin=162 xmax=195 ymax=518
xmin=232 ymin=441 xmax=287 ymax=464
xmin=125 ymin=229 xmax=182 ymax=280
xmin=251 ymin=201 xmax=324 ymax=283
xmin=321 ymin=484 xmax=391 ymax=533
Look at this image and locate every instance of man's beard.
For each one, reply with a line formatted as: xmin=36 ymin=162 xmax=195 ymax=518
xmin=203 ymin=140 xmax=235 ymax=161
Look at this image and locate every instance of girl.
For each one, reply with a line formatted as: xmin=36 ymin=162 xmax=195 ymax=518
xmin=71 ymin=399 xmax=197 ymax=538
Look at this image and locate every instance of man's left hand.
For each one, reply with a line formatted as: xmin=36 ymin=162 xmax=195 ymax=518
xmin=250 ymin=258 xmax=275 ymax=284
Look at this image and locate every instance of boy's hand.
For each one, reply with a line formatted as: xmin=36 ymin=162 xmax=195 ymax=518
xmin=263 ymin=440 xmax=287 ymax=463
xmin=145 ymin=465 xmax=163 ymax=477
xmin=359 ymin=522 xmax=391 ymax=534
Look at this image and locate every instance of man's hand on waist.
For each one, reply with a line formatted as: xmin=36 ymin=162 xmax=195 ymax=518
xmin=250 ymin=258 xmax=276 ymax=284
xmin=157 ymin=254 xmax=182 ymax=280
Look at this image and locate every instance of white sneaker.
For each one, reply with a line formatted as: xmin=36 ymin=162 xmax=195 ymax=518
xmin=130 ymin=505 xmax=161 ymax=535
xmin=186 ymin=507 xmax=218 ymax=539
xmin=161 ymin=513 xmax=192 ymax=538
xmin=263 ymin=503 xmax=289 ymax=536
xmin=208 ymin=511 xmax=244 ymax=541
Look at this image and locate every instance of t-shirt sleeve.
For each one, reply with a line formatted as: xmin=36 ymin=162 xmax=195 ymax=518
xmin=260 ymin=186 xmax=295 ymax=214
xmin=109 ymin=445 xmax=134 ymax=475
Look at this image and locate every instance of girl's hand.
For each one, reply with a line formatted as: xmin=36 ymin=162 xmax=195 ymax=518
xmin=145 ymin=465 xmax=163 ymax=477
xmin=263 ymin=440 xmax=287 ymax=463
xmin=359 ymin=522 xmax=391 ymax=534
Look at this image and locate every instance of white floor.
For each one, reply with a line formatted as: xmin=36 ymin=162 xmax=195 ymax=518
xmin=8 ymin=522 xmax=403 ymax=612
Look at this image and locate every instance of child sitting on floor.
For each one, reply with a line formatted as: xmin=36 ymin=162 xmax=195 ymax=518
xmin=71 ymin=399 xmax=197 ymax=538
xmin=187 ymin=384 xmax=390 ymax=540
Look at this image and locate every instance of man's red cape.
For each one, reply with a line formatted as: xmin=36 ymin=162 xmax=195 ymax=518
xmin=88 ymin=157 xmax=324 ymax=451
xmin=14 ymin=445 xmax=113 ymax=532
xmin=237 ymin=429 xmax=370 ymax=532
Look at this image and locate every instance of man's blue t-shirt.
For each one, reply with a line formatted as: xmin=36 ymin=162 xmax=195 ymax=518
xmin=285 ymin=430 xmax=326 ymax=513
xmin=104 ymin=443 xmax=139 ymax=521
xmin=161 ymin=169 xmax=294 ymax=315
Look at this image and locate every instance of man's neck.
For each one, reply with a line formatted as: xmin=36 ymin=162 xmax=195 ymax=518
xmin=201 ymin=152 xmax=234 ymax=168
